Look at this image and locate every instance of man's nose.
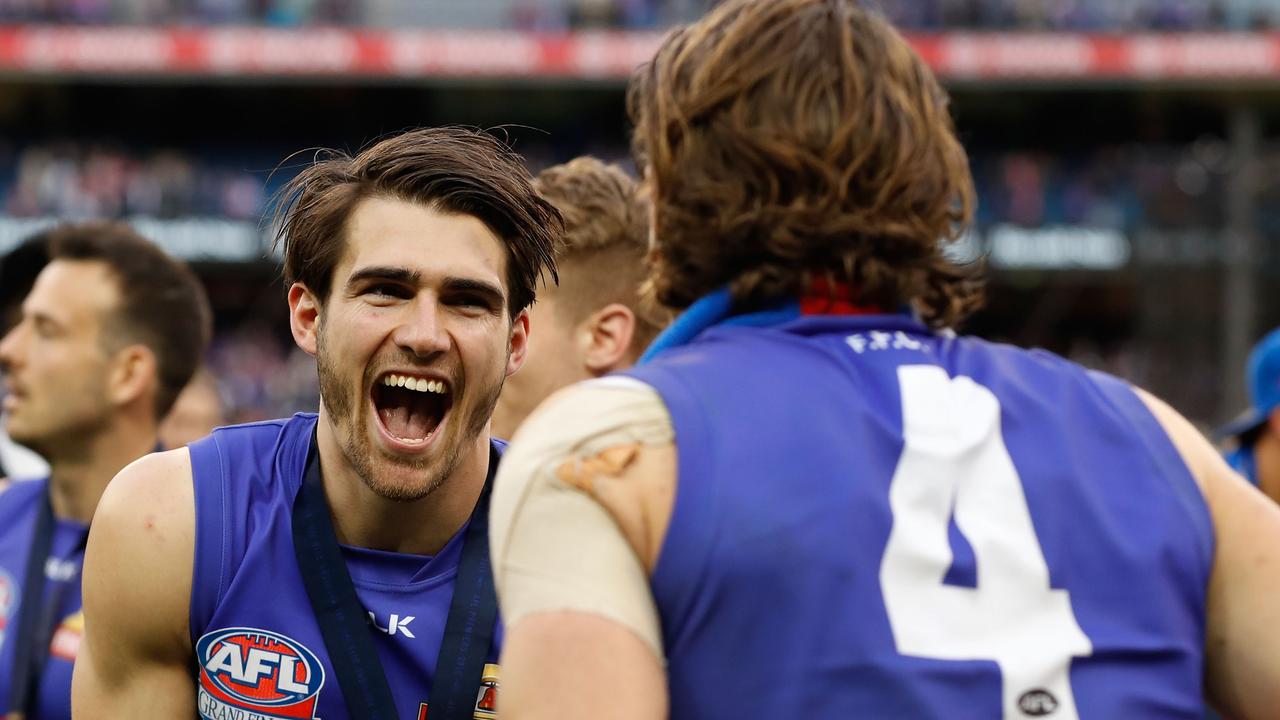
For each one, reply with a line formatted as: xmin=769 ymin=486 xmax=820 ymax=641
xmin=393 ymin=297 xmax=450 ymax=359
xmin=0 ymin=322 xmax=27 ymax=374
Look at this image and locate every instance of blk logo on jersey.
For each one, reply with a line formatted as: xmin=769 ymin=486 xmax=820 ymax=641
xmin=196 ymin=628 xmax=325 ymax=720
xmin=369 ymin=610 xmax=415 ymax=637
xmin=0 ymin=568 xmax=14 ymax=652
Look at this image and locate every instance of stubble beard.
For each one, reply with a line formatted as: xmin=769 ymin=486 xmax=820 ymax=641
xmin=314 ymin=332 xmax=507 ymax=504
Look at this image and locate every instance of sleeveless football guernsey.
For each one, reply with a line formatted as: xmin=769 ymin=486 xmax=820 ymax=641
xmin=624 ymin=303 xmax=1212 ymax=719
xmin=0 ymin=477 xmax=89 ymax=720
xmin=189 ymin=414 xmax=502 ymax=720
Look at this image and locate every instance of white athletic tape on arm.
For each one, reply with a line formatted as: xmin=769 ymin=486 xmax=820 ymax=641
xmin=491 ymin=378 xmax=674 ymax=661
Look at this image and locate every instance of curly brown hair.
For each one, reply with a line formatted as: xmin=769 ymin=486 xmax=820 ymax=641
xmin=628 ymin=0 xmax=983 ymax=327
xmin=534 ymin=157 xmax=663 ymax=356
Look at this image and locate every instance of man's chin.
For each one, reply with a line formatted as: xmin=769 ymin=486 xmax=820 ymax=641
xmin=359 ymin=469 xmax=445 ymax=503
xmin=6 ymin=425 xmax=42 ymax=449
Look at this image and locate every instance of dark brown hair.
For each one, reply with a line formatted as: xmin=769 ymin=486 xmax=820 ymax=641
xmin=628 ymin=0 xmax=983 ymax=327
xmin=275 ymin=127 xmax=562 ymax=318
xmin=534 ymin=157 xmax=663 ymax=356
xmin=47 ymin=222 xmax=212 ymax=418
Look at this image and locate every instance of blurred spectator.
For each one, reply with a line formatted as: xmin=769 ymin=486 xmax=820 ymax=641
xmin=159 ymin=368 xmax=226 ymax=448
xmin=206 ymin=322 xmax=318 ymax=423
xmin=0 ymin=138 xmax=1239 ymax=233
xmin=5 ymin=142 xmax=267 ymax=220
xmin=1216 ymin=328 xmax=1280 ymax=502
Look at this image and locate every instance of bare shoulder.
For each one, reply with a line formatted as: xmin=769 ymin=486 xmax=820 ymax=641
xmin=1131 ymin=386 xmax=1225 ymax=499
xmin=1131 ymin=390 xmax=1280 ymax=715
xmin=84 ymin=447 xmax=195 ymax=658
xmin=94 ymin=447 xmax=196 ymax=544
xmin=74 ymin=447 xmax=197 ymax=715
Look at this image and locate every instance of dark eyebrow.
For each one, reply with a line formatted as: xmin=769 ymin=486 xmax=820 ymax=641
xmin=344 ymin=267 xmax=505 ymax=306
xmin=442 ymin=277 xmax=506 ymax=305
xmin=344 ymin=266 xmax=421 ymax=291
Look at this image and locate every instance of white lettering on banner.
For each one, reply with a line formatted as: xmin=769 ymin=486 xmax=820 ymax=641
xmin=988 ymin=224 xmax=1131 ymax=270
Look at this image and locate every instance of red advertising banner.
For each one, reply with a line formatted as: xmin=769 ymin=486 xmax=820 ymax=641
xmin=0 ymin=28 xmax=1275 ymax=81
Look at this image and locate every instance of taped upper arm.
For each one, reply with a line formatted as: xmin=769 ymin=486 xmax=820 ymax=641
xmin=490 ymin=377 xmax=676 ymax=661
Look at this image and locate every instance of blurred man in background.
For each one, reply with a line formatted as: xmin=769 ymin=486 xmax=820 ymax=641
xmin=0 ymin=234 xmax=52 ymax=482
xmin=493 ymin=156 xmax=662 ymax=439
xmin=491 ymin=1 xmax=1280 ymax=718
xmin=0 ymin=222 xmax=211 ymax=719
xmin=1218 ymin=326 xmax=1280 ymax=503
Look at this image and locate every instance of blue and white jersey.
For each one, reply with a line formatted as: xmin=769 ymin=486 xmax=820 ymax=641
xmin=0 ymin=478 xmax=88 ymax=720
xmin=189 ymin=414 xmax=502 ymax=720
xmin=625 ymin=311 xmax=1212 ymax=719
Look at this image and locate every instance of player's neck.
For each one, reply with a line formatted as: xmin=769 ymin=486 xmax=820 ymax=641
xmin=47 ymin=417 xmax=160 ymax=524
xmin=315 ymin=418 xmax=490 ymax=556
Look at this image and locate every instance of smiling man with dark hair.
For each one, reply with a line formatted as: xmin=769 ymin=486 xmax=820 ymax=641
xmin=72 ymin=127 xmax=560 ymax=720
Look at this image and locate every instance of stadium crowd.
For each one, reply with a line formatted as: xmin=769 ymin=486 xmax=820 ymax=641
xmin=0 ymin=139 xmax=1246 ymax=230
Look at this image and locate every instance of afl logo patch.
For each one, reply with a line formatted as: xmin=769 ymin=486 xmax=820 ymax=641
xmin=196 ymin=627 xmax=325 ymax=720
xmin=0 ymin=568 xmax=15 ymax=651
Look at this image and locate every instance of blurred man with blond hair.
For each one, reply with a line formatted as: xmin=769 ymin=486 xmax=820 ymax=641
xmin=493 ymin=157 xmax=661 ymax=440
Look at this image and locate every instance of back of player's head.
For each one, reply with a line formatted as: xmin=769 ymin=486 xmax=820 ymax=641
xmin=628 ymin=0 xmax=982 ymax=327
xmin=46 ymin=221 xmax=213 ymax=418
xmin=0 ymin=232 xmax=52 ymax=335
xmin=275 ymin=127 xmax=562 ymax=319
xmin=534 ymin=157 xmax=661 ymax=357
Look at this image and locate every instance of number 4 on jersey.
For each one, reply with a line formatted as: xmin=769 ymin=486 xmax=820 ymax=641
xmin=880 ymin=365 xmax=1093 ymax=719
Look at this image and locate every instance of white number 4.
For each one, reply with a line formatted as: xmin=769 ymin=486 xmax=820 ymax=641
xmin=880 ymin=366 xmax=1093 ymax=719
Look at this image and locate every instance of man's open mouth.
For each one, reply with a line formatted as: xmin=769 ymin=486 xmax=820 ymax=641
xmin=371 ymin=372 xmax=452 ymax=445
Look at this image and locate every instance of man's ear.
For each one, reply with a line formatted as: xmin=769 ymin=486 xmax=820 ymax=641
xmin=1268 ymin=407 xmax=1280 ymax=436
xmin=507 ymin=309 xmax=530 ymax=378
xmin=288 ymin=283 xmax=322 ymax=356
xmin=582 ymin=303 xmax=637 ymax=376
xmin=106 ymin=344 xmax=158 ymax=411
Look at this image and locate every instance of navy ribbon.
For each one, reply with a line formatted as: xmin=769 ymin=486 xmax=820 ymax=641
xmin=292 ymin=433 xmax=499 ymax=720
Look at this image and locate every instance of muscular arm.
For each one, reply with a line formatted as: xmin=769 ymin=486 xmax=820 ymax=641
xmin=71 ymin=449 xmax=196 ymax=718
xmin=491 ymin=380 xmax=675 ymax=720
xmin=1137 ymin=390 xmax=1280 ymax=718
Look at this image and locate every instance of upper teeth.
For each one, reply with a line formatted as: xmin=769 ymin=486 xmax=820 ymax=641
xmin=382 ymin=374 xmax=446 ymax=394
